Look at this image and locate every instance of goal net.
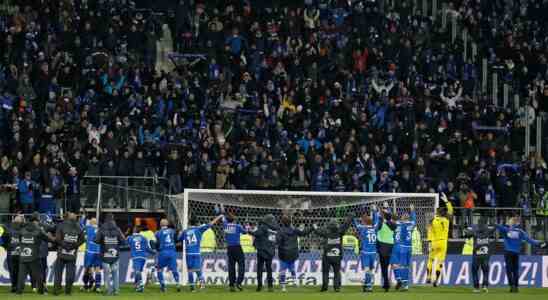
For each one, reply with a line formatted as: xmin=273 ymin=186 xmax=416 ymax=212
xmin=170 ymin=189 xmax=438 ymax=286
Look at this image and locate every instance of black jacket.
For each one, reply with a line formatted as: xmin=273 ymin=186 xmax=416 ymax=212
xmin=2 ymin=223 xmax=23 ymax=256
xmin=95 ymin=220 xmax=125 ymax=263
xmin=250 ymin=215 xmax=279 ymax=259
xmin=18 ymin=222 xmax=50 ymax=262
xmin=464 ymin=224 xmax=496 ymax=257
xmin=314 ymin=219 xmax=351 ymax=261
xmin=56 ymin=220 xmax=84 ymax=261
xmin=277 ymin=225 xmax=313 ymax=262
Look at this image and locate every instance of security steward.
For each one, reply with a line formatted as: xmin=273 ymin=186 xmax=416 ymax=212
xmin=313 ymin=217 xmax=352 ymax=292
xmin=3 ymin=215 xmax=24 ymax=293
xmin=54 ymin=212 xmax=85 ymax=295
xmin=17 ymin=213 xmax=52 ymax=294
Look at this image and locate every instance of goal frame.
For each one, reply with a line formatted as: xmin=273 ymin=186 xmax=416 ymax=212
xmin=179 ymin=189 xmax=439 ymax=230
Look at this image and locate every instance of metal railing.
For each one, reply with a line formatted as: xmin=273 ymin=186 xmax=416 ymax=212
xmin=450 ymin=207 xmax=548 ymax=242
xmin=80 ymin=176 xmax=169 ymax=220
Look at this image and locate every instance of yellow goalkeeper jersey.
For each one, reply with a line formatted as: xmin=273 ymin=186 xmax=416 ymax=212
xmin=429 ymin=201 xmax=453 ymax=242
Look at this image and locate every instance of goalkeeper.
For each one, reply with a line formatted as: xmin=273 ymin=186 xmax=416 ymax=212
xmin=426 ymin=193 xmax=453 ymax=287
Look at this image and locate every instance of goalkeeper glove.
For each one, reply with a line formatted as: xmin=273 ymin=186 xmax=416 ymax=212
xmin=441 ymin=192 xmax=449 ymax=203
xmin=540 ymin=242 xmax=547 ymax=249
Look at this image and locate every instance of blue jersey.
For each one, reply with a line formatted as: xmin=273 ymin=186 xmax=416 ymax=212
xmin=155 ymin=228 xmax=177 ymax=253
xmin=394 ymin=211 xmax=416 ymax=248
xmin=127 ymin=233 xmax=154 ymax=259
xmin=354 ymin=211 xmax=381 ymax=253
xmin=179 ymin=224 xmax=211 ymax=255
xmin=223 ymin=217 xmax=246 ymax=247
xmin=85 ymin=225 xmax=100 ymax=254
xmin=496 ymin=224 xmax=540 ymax=253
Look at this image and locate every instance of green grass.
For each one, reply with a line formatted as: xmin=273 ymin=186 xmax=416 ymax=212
xmin=1 ymin=286 xmax=547 ymax=300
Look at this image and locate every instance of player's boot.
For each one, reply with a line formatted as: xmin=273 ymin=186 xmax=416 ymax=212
xmin=199 ymin=280 xmax=206 ymax=290
xmin=473 ymin=289 xmax=480 ymax=293
xmin=256 ymin=286 xmax=263 ymax=292
xmin=236 ymin=284 xmax=243 ymax=291
xmin=482 ymin=287 xmax=488 ymax=293
xmin=160 ymin=284 xmax=166 ymax=293
xmin=281 ymin=285 xmax=287 ymax=292
xmin=401 ymin=285 xmax=409 ymax=292
xmin=230 ymin=286 xmax=236 ymax=292
xmin=190 ymin=285 xmax=196 ymax=293
xmin=136 ymin=286 xmax=144 ymax=293
xmin=176 ymin=284 xmax=181 ymax=292
xmin=362 ymin=285 xmax=367 ymax=293
xmin=320 ymin=287 xmax=328 ymax=292
xmin=395 ymin=281 xmax=402 ymax=291
xmin=366 ymin=287 xmax=373 ymax=293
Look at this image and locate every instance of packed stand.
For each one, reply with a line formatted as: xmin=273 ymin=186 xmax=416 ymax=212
xmin=0 ymin=0 xmax=547 ymax=229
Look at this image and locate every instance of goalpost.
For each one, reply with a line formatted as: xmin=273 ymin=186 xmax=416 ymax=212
xmin=170 ymin=189 xmax=438 ymax=286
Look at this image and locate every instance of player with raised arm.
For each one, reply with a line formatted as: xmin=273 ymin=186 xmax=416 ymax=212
xmin=82 ymin=217 xmax=102 ymax=293
xmin=496 ymin=217 xmax=547 ymax=293
xmin=179 ymin=215 xmax=223 ymax=292
xmin=390 ymin=204 xmax=416 ymax=292
xmin=352 ymin=205 xmax=381 ymax=292
xmin=155 ymin=219 xmax=181 ymax=292
xmin=277 ymin=215 xmax=313 ymax=292
xmin=426 ymin=193 xmax=453 ymax=287
xmin=222 ymin=211 xmax=248 ymax=292
xmin=127 ymin=225 xmax=156 ymax=292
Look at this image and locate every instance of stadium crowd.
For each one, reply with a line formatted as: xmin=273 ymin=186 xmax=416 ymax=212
xmin=0 ymin=0 xmax=547 ymax=221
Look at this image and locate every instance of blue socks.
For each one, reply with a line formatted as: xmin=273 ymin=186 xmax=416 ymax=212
xmin=157 ymin=271 xmax=165 ymax=286
xmin=173 ymin=271 xmax=180 ymax=284
xmin=135 ymin=271 xmax=142 ymax=287
xmin=400 ymin=267 xmax=409 ymax=285
xmin=394 ymin=268 xmax=401 ymax=282
xmin=95 ymin=273 xmax=102 ymax=288
xmin=188 ymin=272 xmax=195 ymax=286
xmin=364 ymin=270 xmax=373 ymax=287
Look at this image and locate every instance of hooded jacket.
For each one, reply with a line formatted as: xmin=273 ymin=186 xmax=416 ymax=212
xmin=95 ymin=218 xmax=125 ymax=263
xmin=2 ymin=222 xmax=23 ymax=256
xmin=315 ymin=218 xmax=351 ymax=261
xmin=56 ymin=219 xmax=84 ymax=261
xmin=465 ymin=223 xmax=496 ymax=257
xmin=19 ymin=222 xmax=50 ymax=262
xmin=250 ymin=214 xmax=279 ymax=259
xmin=277 ymin=224 xmax=313 ymax=262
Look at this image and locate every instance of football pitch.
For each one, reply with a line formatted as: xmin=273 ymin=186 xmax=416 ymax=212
xmin=1 ymin=286 xmax=547 ymax=300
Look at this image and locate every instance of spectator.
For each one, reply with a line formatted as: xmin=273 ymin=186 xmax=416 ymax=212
xmin=66 ymin=167 xmax=81 ymax=213
xmin=18 ymin=171 xmax=34 ymax=213
xmin=0 ymin=0 xmax=545 ymax=235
